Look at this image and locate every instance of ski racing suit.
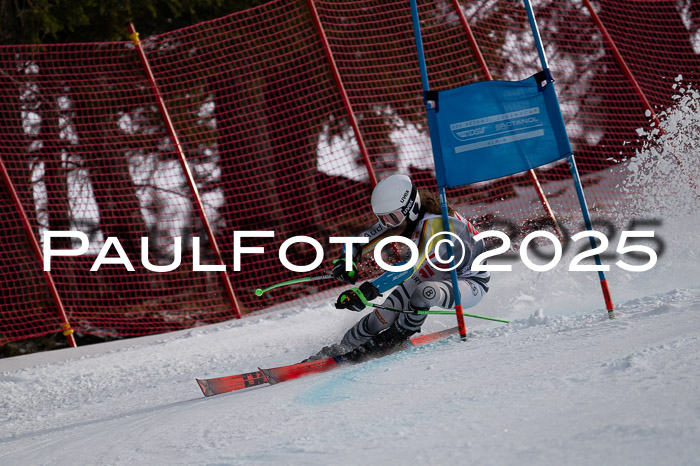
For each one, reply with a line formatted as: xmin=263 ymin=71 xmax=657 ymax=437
xmin=339 ymin=211 xmax=490 ymax=349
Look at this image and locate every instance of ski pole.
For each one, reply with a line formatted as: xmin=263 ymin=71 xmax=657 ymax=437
xmin=254 ymin=274 xmax=334 ymax=296
xmin=372 ymin=303 xmax=509 ymax=324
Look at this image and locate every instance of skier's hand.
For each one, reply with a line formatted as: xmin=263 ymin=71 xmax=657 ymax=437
xmin=336 ymin=288 xmax=364 ymax=311
xmin=358 ymin=281 xmax=380 ymax=301
xmin=331 ymin=258 xmax=358 ymax=284
xmin=335 ymin=282 xmax=380 ymax=312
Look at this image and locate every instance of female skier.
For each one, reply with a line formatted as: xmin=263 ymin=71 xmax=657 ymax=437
xmin=314 ymin=174 xmax=490 ymax=362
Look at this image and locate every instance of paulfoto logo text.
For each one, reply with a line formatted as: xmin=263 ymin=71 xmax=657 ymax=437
xmin=42 ymin=230 xmax=658 ymax=274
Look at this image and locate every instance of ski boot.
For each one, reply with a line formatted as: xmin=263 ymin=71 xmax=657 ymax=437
xmin=302 ymin=343 xmax=352 ymax=363
xmin=336 ymin=322 xmax=419 ymax=364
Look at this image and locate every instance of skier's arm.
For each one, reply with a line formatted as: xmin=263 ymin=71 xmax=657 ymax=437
xmin=331 ymin=222 xmax=392 ymax=283
xmin=369 ymin=217 xmax=473 ymax=293
xmin=336 ymin=218 xmax=467 ymax=310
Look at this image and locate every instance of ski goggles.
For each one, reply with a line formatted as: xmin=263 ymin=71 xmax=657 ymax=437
xmin=376 ymin=209 xmax=406 ymax=228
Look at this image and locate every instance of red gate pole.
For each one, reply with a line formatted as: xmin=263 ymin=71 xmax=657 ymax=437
xmin=0 ymin=155 xmax=77 ymax=347
xmin=305 ymin=0 xmax=378 ymax=188
xmin=451 ymin=0 xmax=563 ymax=239
xmin=128 ymin=24 xmax=243 ymax=319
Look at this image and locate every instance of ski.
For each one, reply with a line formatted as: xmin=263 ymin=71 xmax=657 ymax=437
xmin=196 ymin=369 xmax=269 ymax=396
xmin=196 ymin=326 xmax=459 ymax=397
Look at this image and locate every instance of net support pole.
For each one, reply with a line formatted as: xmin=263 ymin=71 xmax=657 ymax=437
xmin=450 ymin=0 xmax=492 ymax=81
xmin=305 ymin=0 xmax=378 ymax=188
xmin=410 ymin=0 xmax=467 ymax=340
xmin=0 ymin=155 xmax=77 ymax=347
xmin=450 ymin=0 xmax=563 ymax=239
xmin=128 ymin=24 xmax=243 ymax=319
xmin=581 ymin=0 xmax=657 ymax=126
xmin=522 ymin=0 xmax=615 ymax=319
xmin=580 ymin=0 xmax=698 ymax=196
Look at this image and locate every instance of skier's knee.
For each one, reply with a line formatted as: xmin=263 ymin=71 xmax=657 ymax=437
xmin=410 ymin=281 xmax=453 ymax=310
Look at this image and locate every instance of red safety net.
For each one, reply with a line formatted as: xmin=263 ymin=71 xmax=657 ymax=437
xmin=1 ymin=0 xmax=698 ymax=346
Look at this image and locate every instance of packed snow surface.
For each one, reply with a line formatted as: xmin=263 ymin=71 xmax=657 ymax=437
xmin=1 ymin=91 xmax=699 ymax=465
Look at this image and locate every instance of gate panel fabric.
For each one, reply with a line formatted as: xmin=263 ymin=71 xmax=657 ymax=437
xmin=431 ymin=74 xmax=572 ymax=187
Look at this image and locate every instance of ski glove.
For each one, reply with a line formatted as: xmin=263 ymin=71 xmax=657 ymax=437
xmin=331 ymin=258 xmax=358 ymax=284
xmin=335 ymin=282 xmax=380 ymax=312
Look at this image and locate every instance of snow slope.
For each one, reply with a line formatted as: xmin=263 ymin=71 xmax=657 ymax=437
xmin=1 ymin=92 xmax=699 ymax=466
xmin=2 ymin=288 xmax=699 ymax=465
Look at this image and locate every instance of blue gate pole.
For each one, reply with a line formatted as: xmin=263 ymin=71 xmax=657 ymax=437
xmin=410 ymin=0 xmax=467 ymax=339
xmin=522 ymin=0 xmax=549 ymax=70
xmin=568 ymin=155 xmax=616 ymax=318
xmin=523 ymin=0 xmax=615 ymax=318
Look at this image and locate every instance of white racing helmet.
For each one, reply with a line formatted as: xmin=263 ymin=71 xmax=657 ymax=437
xmin=371 ymin=174 xmax=421 ymax=228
